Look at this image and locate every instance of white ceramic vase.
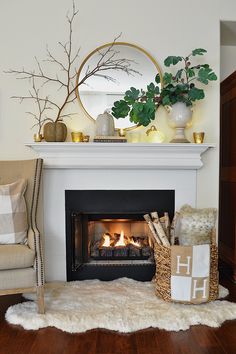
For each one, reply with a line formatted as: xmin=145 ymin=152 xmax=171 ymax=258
xmin=167 ymin=102 xmax=193 ymax=143
xmin=95 ymin=110 xmax=115 ymax=136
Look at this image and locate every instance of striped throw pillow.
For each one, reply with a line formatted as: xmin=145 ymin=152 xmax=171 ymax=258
xmin=0 ymin=179 xmax=28 ymax=244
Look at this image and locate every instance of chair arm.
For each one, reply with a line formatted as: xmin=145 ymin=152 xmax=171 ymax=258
xmin=27 ymin=228 xmax=45 ymax=286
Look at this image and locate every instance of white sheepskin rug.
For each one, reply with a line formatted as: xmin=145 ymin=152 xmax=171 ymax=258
xmin=5 ymin=278 xmax=236 ymax=333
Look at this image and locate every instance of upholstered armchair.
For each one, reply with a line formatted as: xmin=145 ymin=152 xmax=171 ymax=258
xmin=0 ymin=159 xmax=45 ymax=314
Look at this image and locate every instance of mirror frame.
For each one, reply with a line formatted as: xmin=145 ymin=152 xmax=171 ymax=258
xmin=76 ymin=42 xmax=163 ymax=130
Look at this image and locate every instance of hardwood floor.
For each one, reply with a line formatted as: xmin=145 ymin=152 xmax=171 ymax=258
xmin=0 ymin=278 xmax=236 ymax=354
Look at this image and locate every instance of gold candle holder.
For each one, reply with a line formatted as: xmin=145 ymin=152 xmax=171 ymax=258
xmin=193 ymin=132 xmax=205 ymax=144
xmin=34 ymin=133 xmax=43 ymax=142
xmin=71 ymin=131 xmax=83 ymax=142
xmin=82 ymin=135 xmax=90 ymax=142
xmin=119 ymin=128 xmax=126 ymax=137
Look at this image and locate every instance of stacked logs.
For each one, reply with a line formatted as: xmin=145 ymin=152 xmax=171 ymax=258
xmin=143 ymin=211 xmax=180 ymax=246
xmin=91 ymin=232 xmax=152 ymax=259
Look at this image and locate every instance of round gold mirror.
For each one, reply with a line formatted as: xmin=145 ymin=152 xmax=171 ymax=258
xmin=76 ymin=42 xmax=162 ymax=130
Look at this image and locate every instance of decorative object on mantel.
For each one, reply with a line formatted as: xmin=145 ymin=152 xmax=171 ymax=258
xmin=93 ymin=135 xmax=127 ymax=143
xmin=193 ymin=131 xmax=205 ymax=144
xmin=95 ymin=110 xmax=115 ymax=136
xmin=82 ymin=135 xmax=90 ymax=142
xmin=71 ymin=132 xmax=90 ymax=142
xmin=145 ymin=125 xmax=165 ymax=143
xmin=118 ymin=128 xmax=126 ymax=137
xmin=6 ymin=3 xmax=140 ymax=142
xmin=112 ymin=48 xmax=217 ymax=142
xmin=33 ymin=133 xmax=43 ymax=143
xmin=5 ymin=278 xmax=236 ymax=333
xmin=165 ymin=102 xmax=193 ymax=143
xmin=158 ymin=49 xmax=217 ymax=143
xmin=43 ymin=121 xmax=67 ymax=142
xmin=71 ymin=131 xmax=83 ymax=143
xmin=76 ymin=42 xmax=162 ymax=131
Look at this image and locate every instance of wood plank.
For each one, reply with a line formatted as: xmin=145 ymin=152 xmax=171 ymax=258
xmin=96 ymin=330 xmax=136 ymax=354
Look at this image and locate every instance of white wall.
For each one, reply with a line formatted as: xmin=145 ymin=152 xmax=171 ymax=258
xmin=1 ymin=0 xmax=235 ymax=209
xmin=221 ymin=45 xmax=236 ymax=81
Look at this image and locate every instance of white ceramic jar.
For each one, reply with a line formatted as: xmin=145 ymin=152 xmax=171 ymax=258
xmin=95 ymin=110 xmax=115 ymax=136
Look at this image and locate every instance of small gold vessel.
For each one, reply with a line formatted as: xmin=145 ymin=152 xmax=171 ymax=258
xmin=82 ymin=135 xmax=90 ymax=142
xmin=193 ymin=132 xmax=205 ymax=144
xmin=34 ymin=133 xmax=43 ymax=142
xmin=71 ymin=131 xmax=83 ymax=142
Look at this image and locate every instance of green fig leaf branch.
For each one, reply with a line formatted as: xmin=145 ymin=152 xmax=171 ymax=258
xmin=112 ymin=48 xmax=217 ymax=126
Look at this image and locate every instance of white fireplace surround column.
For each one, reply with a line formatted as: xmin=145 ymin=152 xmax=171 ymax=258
xmin=26 ymin=142 xmax=215 ymax=281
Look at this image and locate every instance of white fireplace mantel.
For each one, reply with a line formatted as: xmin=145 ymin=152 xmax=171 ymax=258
xmin=26 ymin=142 xmax=215 ymax=170
xmin=25 ymin=141 xmax=216 ymax=281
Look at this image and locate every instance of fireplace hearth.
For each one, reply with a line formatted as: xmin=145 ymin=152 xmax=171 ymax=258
xmin=66 ymin=190 xmax=174 ymax=281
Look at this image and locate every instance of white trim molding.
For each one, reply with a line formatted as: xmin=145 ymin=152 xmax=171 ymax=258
xmin=26 ymin=142 xmax=215 ymax=170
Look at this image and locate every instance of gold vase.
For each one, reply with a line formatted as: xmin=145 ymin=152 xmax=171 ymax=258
xmin=193 ymin=132 xmax=205 ymax=144
xmin=43 ymin=122 xmax=67 ymax=142
xmin=34 ymin=133 xmax=43 ymax=142
xmin=71 ymin=131 xmax=83 ymax=142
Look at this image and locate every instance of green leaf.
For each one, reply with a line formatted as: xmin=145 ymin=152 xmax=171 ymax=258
xmin=111 ymin=100 xmax=130 ymax=118
xmin=197 ymin=67 xmax=217 ymax=85
xmin=208 ymin=72 xmax=217 ymax=81
xmin=147 ymin=82 xmax=155 ymax=92
xmin=164 ymin=56 xmax=182 ymax=67
xmin=200 ymin=64 xmax=210 ymax=69
xmin=125 ymin=87 xmax=140 ymax=100
xmin=162 ymin=95 xmax=172 ymax=106
xmin=187 ymin=68 xmax=195 ymax=78
xmin=146 ymin=82 xmax=160 ymax=99
xmin=175 ymin=69 xmax=184 ymax=80
xmin=155 ymin=74 xmax=161 ymax=84
xmin=163 ymin=72 xmax=173 ymax=84
xmin=192 ymin=48 xmax=207 ymax=56
xmin=188 ymin=87 xmax=205 ymax=101
xmin=130 ymin=100 xmax=156 ymax=126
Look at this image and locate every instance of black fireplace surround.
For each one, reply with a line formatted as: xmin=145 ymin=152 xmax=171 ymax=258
xmin=65 ymin=190 xmax=174 ymax=281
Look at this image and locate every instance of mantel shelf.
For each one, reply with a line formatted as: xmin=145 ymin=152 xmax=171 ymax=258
xmin=25 ymin=142 xmax=216 ymax=170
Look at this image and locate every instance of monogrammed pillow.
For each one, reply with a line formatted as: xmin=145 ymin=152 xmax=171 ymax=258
xmin=177 ymin=204 xmax=217 ymax=246
xmin=0 ymin=179 xmax=28 ymax=244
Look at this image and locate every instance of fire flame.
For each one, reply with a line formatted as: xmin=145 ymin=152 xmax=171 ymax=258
xmin=101 ymin=231 xmax=142 ymax=249
xmin=114 ymin=230 xmax=126 ymax=247
xmin=130 ymin=239 xmax=141 ymax=248
xmin=102 ymin=234 xmax=111 ymax=247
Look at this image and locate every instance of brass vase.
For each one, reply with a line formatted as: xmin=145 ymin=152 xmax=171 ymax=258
xmin=43 ymin=122 xmax=67 ymax=142
xmin=33 ymin=133 xmax=43 ymax=142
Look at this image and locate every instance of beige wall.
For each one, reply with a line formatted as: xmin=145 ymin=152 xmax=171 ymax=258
xmin=0 ymin=0 xmax=235 ymax=208
xmin=221 ymin=45 xmax=236 ymax=81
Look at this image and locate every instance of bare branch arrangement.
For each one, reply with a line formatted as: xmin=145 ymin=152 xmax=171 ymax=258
xmin=24 ymin=78 xmax=53 ymax=134
xmin=6 ymin=1 xmax=139 ymax=137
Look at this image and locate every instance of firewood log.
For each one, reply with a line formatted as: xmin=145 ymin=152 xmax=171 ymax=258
xmin=143 ymin=214 xmax=161 ymax=244
xmin=164 ymin=212 xmax=171 ymax=240
xmin=170 ymin=211 xmax=180 ymax=245
xmin=151 ymin=212 xmax=170 ymax=247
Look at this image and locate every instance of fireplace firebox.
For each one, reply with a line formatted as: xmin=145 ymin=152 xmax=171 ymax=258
xmin=66 ymin=190 xmax=174 ymax=281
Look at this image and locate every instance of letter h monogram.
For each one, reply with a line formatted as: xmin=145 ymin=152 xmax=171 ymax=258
xmin=176 ymin=255 xmax=191 ymax=275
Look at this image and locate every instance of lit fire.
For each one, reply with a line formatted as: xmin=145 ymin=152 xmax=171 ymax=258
xmin=102 ymin=234 xmax=111 ymax=247
xmin=101 ymin=230 xmax=140 ymax=248
xmin=114 ymin=230 xmax=126 ymax=247
xmin=129 ymin=239 xmax=141 ymax=248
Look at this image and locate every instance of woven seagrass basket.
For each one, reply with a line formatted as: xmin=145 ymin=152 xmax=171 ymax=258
xmin=154 ymin=243 xmax=219 ymax=304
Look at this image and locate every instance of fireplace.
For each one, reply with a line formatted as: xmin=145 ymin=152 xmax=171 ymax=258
xmin=66 ymin=190 xmax=174 ymax=281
